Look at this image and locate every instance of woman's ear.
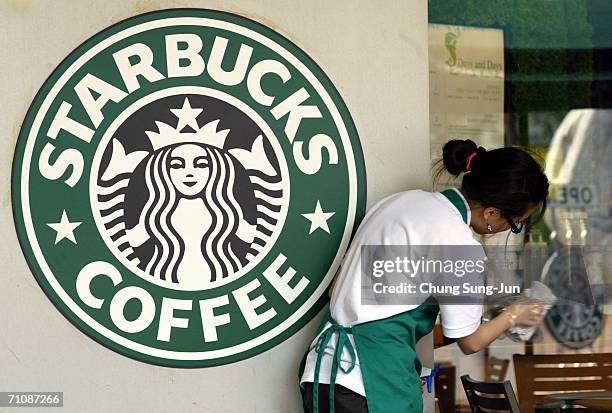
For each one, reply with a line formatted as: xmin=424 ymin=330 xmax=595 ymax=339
xmin=483 ymin=206 xmax=500 ymax=218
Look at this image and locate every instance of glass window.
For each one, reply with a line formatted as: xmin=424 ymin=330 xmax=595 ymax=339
xmin=429 ymin=1 xmax=611 ymax=411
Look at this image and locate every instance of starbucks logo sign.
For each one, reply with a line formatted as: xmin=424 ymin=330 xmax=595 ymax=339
xmin=12 ymin=9 xmax=365 ymax=366
xmin=544 ymin=247 xmax=604 ymax=349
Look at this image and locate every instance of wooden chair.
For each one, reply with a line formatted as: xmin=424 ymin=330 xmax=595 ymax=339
xmin=433 ymin=324 xmax=445 ymax=348
xmin=513 ymin=353 xmax=612 ymax=413
xmin=486 ymin=356 xmax=510 ymax=382
xmin=434 ymin=363 xmax=455 ymax=413
xmin=461 ymin=375 xmax=521 ymax=413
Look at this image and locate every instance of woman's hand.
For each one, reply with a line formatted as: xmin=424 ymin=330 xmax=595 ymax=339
xmin=505 ymin=303 xmax=544 ymax=327
xmin=456 ymin=303 xmax=545 ymax=354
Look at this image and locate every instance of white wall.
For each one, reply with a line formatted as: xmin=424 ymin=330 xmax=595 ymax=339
xmin=0 ymin=1 xmax=430 ymax=412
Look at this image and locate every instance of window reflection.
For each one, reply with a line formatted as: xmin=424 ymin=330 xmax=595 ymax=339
xmin=429 ymin=1 xmax=612 ymax=411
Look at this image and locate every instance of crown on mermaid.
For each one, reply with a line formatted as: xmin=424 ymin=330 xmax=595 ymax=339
xmin=100 ymin=97 xmax=276 ymax=181
xmin=145 ymin=98 xmax=230 ymax=150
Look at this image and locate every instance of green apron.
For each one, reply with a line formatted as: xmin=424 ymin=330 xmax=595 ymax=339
xmin=298 ymin=189 xmax=468 ymax=413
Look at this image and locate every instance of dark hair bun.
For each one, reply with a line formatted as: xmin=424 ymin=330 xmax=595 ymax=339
xmin=436 ymin=140 xmax=549 ymax=224
xmin=442 ymin=139 xmax=484 ymax=176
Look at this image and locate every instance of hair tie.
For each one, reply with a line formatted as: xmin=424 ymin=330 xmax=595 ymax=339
xmin=465 ymin=151 xmax=477 ymax=172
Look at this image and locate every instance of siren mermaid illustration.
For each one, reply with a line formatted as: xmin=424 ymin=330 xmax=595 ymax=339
xmin=127 ymin=142 xmax=254 ymax=289
xmin=95 ymin=98 xmax=285 ymax=290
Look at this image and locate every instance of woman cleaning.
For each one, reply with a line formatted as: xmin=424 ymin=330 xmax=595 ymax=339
xmin=298 ymin=139 xmax=550 ymax=413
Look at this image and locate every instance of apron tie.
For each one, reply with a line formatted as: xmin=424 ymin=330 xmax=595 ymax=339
xmin=312 ymin=313 xmax=355 ymax=413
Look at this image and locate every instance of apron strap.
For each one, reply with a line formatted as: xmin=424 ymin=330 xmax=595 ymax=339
xmin=312 ymin=313 xmax=356 ymax=413
xmin=440 ymin=188 xmax=469 ymax=225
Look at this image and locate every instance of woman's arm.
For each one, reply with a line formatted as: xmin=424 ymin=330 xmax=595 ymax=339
xmin=456 ymin=303 xmax=543 ymax=354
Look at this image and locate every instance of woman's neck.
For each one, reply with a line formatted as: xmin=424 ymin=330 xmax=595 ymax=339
xmin=458 ymin=187 xmax=480 ymax=229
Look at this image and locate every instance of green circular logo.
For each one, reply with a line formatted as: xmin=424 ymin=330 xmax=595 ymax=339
xmin=12 ymin=9 xmax=365 ymax=367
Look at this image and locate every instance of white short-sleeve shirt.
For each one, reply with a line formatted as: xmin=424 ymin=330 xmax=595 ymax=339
xmin=300 ymin=189 xmax=485 ymax=396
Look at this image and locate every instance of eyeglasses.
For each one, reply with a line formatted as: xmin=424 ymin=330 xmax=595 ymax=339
xmin=504 ymin=215 xmax=524 ymax=234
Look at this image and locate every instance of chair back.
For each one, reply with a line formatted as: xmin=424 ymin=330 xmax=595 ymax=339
xmin=434 ymin=364 xmax=456 ymax=413
xmin=513 ymin=353 xmax=612 ymax=413
xmin=461 ymin=374 xmax=521 ymax=413
xmin=461 ymin=374 xmax=520 ymax=413
xmin=486 ymin=356 xmax=510 ymax=382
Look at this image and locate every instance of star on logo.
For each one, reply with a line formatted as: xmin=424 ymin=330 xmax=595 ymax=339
xmin=301 ymin=201 xmax=335 ymax=234
xmin=47 ymin=210 xmax=81 ymax=245
xmin=171 ymin=97 xmax=203 ymax=131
